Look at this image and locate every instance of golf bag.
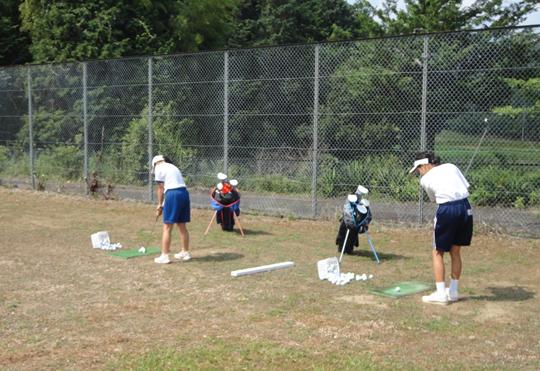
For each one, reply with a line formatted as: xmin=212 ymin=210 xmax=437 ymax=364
xmin=336 ymin=201 xmax=372 ymax=254
xmin=210 ymin=187 xmax=240 ymax=231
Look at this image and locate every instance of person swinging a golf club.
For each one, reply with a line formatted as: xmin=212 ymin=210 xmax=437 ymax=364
xmin=409 ymin=151 xmax=473 ymax=305
xmin=152 ymin=155 xmax=192 ymax=264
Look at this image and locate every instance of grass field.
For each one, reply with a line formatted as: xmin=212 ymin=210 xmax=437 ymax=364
xmin=435 ymin=130 xmax=540 ymax=165
xmin=1 ymin=188 xmax=539 ymax=370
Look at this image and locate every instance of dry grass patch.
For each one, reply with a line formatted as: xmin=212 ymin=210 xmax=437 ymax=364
xmin=0 ymin=188 xmax=539 ymax=370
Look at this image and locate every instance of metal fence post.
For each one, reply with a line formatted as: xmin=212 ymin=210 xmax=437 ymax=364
xmin=311 ymin=45 xmax=320 ymax=218
xmin=223 ymin=51 xmax=229 ymax=173
xmin=147 ymin=57 xmax=154 ymax=202
xmin=418 ymin=35 xmax=429 ymax=224
xmin=27 ymin=68 xmax=35 ymax=190
xmin=83 ymin=62 xmax=89 ymax=195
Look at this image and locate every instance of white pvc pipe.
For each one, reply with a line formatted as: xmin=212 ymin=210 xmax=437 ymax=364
xmin=231 ymin=261 xmax=295 ymax=277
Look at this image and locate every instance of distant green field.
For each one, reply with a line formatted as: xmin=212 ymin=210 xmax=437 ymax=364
xmin=435 ymin=130 xmax=540 ymax=166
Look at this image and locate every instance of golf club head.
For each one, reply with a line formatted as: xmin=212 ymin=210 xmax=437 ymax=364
xmin=356 ymin=204 xmax=368 ymax=214
xmin=356 ymin=185 xmax=369 ymax=195
xmin=230 ymin=179 xmax=238 ymax=186
xmin=360 ymin=198 xmax=370 ymax=207
xmin=217 ymin=172 xmax=227 ymax=180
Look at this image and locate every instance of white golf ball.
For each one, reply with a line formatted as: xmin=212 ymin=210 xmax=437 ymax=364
xmin=395 ymin=287 xmax=401 ymax=292
xmin=368 ymin=274 xmax=374 ymax=279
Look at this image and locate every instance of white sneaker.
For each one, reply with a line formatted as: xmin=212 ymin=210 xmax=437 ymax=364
xmin=422 ymin=291 xmax=449 ymax=305
xmin=446 ymin=288 xmax=459 ymax=302
xmin=154 ymin=254 xmax=171 ymax=264
xmin=174 ymin=251 xmax=192 ymax=261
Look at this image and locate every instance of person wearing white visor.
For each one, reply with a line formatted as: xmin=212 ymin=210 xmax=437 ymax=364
xmin=410 ymin=151 xmax=473 ymax=305
xmin=152 ymin=155 xmax=192 ymax=264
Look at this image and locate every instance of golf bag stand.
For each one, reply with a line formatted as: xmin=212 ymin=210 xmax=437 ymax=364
xmin=207 ymin=188 xmax=244 ymax=236
xmin=335 ymin=203 xmax=380 ymax=264
xmin=364 ymin=231 xmax=380 ymax=264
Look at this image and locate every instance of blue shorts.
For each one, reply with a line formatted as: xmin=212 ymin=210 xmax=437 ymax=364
xmin=163 ymin=187 xmax=190 ymax=224
xmin=433 ymin=198 xmax=473 ymax=252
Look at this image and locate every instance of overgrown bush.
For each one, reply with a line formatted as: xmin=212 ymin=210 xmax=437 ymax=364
xmin=0 ymin=146 xmax=9 ymax=173
xmin=120 ymin=102 xmax=195 ymax=184
xmin=469 ymin=167 xmax=540 ymax=208
xmin=318 ymin=154 xmax=418 ymax=200
xmin=34 ymin=145 xmax=83 ymax=180
xmin=241 ymin=175 xmax=307 ymax=194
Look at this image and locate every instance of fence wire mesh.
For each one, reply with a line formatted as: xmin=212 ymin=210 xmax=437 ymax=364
xmin=1 ymin=27 xmax=539 ymax=236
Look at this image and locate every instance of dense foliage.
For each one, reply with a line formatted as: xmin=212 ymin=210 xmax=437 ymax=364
xmin=0 ymin=1 xmax=538 ymax=209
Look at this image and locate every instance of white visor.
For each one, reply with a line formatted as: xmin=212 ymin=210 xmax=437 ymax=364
xmin=151 ymin=155 xmax=165 ymax=170
xmin=409 ymin=158 xmax=429 ymax=173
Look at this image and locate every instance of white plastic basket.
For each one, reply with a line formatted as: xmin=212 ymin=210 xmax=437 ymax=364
xmin=91 ymin=231 xmax=110 ymax=249
xmin=317 ymin=257 xmax=340 ymax=280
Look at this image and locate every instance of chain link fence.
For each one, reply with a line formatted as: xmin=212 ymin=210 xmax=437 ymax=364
xmin=1 ymin=26 xmax=539 ymax=237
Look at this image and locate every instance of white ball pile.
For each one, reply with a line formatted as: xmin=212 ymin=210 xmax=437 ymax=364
xmin=94 ymin=242 xmax=122 ymax=251
xmin=327 ymin=272 xmax=374 ymax=286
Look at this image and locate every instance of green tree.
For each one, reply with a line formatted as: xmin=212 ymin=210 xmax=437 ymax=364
xmin=121 ymin=102 xmax=195 ymax=183
xmin=229 ymin=0 xmax=370 ymax=47
xmin=19 ymin=0 xmax=237 ymax=63
xmin=375 ymin=0 xmax=538 ymax=34
xmin=0 ymin=0 xmax=31 ymax=65
xmin=493 ymin=77 xmax=540 ymax=140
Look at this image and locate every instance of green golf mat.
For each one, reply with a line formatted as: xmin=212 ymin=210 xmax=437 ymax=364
xmin=109 ymin=247 xmax=161 ymax=259
xmin=370 ymin=281 xmax=431 ymax=298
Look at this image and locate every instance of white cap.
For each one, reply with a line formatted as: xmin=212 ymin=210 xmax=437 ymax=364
xmin=152 ymin=155 xmax=165 ymax=169
xmin=356 ymin=185 xmax=369 ymax=195
xmin=408 ymin=158 xmax=429 ymax=174
xmin=217 ymin=172 xmax=227 ymax=180
xmin=347 ymin=194 xmax=358 ymax=203
xmin=230 ymin=179 xmax=238 ymax=186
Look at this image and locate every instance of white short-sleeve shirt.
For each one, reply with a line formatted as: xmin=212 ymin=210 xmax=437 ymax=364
xmin=154 ymin=162 xmax=186 ymax=192
xmin=420 ymin=163 xmax=470 ymax=204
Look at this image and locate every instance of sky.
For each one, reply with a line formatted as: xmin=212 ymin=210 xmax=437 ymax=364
xmin=348 ymin=0 xmax=540 ymax=26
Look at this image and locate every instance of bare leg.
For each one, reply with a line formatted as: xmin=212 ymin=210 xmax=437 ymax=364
xmin=449 ymin=245 xmax=462 ymax=279
xmin=161 ymin=223 xmax=173 ymax=254
xmin=176 ymin=223 xmax=190 ymax=252
xmin=432 ymin=249 xmax=445 ymax=282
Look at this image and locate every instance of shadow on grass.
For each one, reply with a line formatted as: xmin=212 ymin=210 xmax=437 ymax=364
xmin=241 ymin=229 xmax=273 ymax=236
xmin=346 ymin=249 xmax=409 ymax=261
xmin=193 ymin=252 xmax=244 ymax=262
xmin=207 ymin=229 xmax=272 ymax=236
xmin=466 ymin=286 xmax=535 ymax=302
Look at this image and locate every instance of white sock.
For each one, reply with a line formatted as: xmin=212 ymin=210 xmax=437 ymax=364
xmin=436 ymin=282 xmax=446 ymax=296
xmin=450 ymin=279 xmax=459 ymax=294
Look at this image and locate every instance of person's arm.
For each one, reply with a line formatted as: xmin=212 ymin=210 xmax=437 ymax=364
xmin=420 ymin=177 xmax=436 ymax=202
xmin=156 ymin=181 xmax=165 ymax=216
